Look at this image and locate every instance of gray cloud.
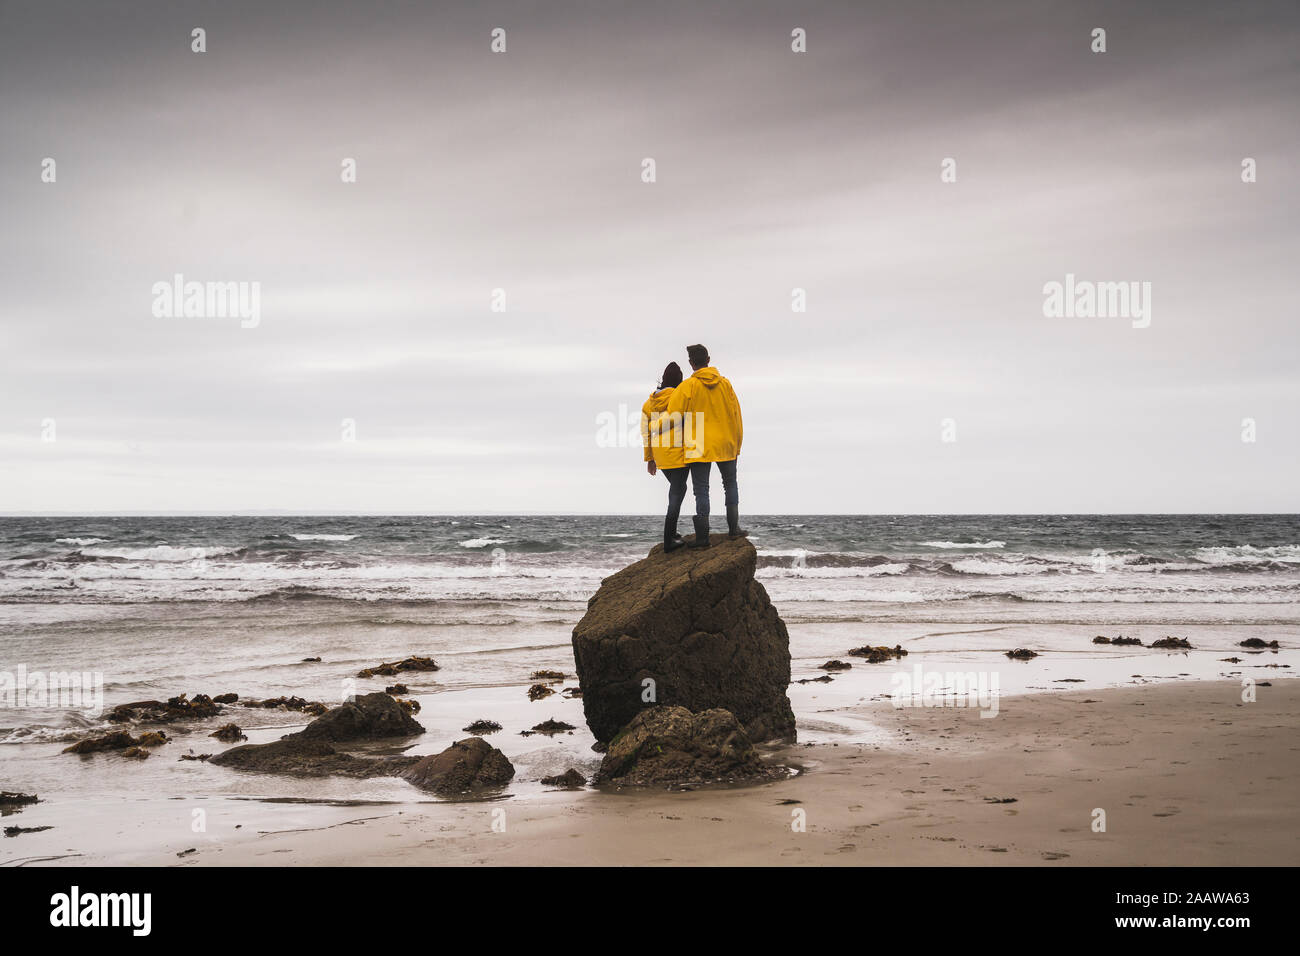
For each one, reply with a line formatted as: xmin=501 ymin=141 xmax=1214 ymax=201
xmin=2 ymin=0 xmax=1297 ymax=513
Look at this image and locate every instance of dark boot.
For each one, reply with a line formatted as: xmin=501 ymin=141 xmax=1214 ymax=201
xmin=663 ymin=516 xmax=685 ymax=553
xmin=726 ymin=505 xmax=747 ymax=538
xmin=689 ymin=515 xmax=711 ymax=548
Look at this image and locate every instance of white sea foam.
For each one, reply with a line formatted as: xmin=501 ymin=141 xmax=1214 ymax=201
xmin=81 ymin=545 xmax=237 ymax=562
xmin=920 ymin=540 xmax=1006 ymax=549
xmin=56 ymin=537 xmax=106 ymax=546
xmin=948 ymin=558 xmax=1042 ymax=576
xmin=459 ymin=537 xmax=507 ymax=548
xmin=762 ymin=563 xmax=911 ymax=579
xmin=1195 ymin=545 xmax=1300 ymax=564
xmin=289 ymin=534 xmax=357 ymax=541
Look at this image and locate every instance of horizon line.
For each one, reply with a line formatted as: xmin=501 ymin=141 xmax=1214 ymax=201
xmin=1 ymin=511 xmax=1296 ymax=519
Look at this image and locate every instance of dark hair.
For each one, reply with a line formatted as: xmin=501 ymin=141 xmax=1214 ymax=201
xmin=686 ymin=344 xmax=709 ymax=368
xmin=658 ymin=362 xmax=683 ymax=390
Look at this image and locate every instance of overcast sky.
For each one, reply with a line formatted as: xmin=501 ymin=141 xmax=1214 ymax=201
xmin=1 ymin=0 xmax=1297 ymax=514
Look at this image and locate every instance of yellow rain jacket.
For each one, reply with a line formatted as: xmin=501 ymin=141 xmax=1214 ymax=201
xmin=640 ymin=388 xmax=686 ymax=470
xmin=666 ymin=366 xmax=743 ymax=463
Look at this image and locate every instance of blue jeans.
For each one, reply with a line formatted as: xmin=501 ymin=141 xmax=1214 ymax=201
xmin=688 ymin=459 xmax=738 ymax=518
xmin=662 ymin=466 xmax=689 ymax=534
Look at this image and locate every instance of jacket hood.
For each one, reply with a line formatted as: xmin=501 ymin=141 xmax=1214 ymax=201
xmin=691 ymin=367 xmax=722 ymax=387
xmin=646 ymin=387 xmax=673 ymax=412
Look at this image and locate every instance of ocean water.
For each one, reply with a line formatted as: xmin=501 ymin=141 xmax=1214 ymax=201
xmin=3 ymin=513 xmax=1299 ymax=610
xmin=1 ymin=514 xmax=1296 ymax=863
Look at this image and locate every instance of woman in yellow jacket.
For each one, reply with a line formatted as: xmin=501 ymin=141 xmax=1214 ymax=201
xmin=641 ymin=362 xmax=689 ymax=552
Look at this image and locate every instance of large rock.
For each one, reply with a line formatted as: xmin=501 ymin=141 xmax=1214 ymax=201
xmin=593 ymin=706 xmax=781 ymax=787
xmin=402 ymin=738 xmax=515 ymax=795
xmin=296 ymin=692 xmax=424 ymax=741
xmin=571 ymin=536 xmax=795 ymax=744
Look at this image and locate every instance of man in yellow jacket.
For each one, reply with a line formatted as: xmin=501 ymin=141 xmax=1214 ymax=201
xmin=666 ymin=344 xmax=744 ymax=547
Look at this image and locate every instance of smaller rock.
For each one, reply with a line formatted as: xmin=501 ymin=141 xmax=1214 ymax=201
xmin=795 ymin=675 xmax=833 ymax=684
xmin=402 ymin=738 xmax=515 ymax=795
xmin=243 ymin=696 xmax=327 ymax=715
xmin=357 ymin=656 xmax=440 ymax=679
xmin=463 ymin=719 xmax=502 ymax=734
xmin=108 ymin=694 xmax=222 ymax=723
xmin=531 ymin=670 xmax=566 ymax=681
xmin=1239 ymin=638 xmax=1280 ymax=649
xmin=136 ymin=731 xmax=169 ymax=747
xmin=213 ymin=693 xmax=239 ymax=704
xmin=594 ymin=706 xmax=782 ymax=787
xmin=541 ymin=769 xmax=587 ymax=788
xmin=384 ymin=684 xmax=409 ymax=695
xmin=63 ymin=731 xmax=139 ymax=754
xmin=529 ymin=719 xmax=576 ymax=735
xmin=847 ymin=644 xmax=908 ymax=663
xmin=178 ymin=753 xmax=212 ymax=762
xmin=394 ymin=697 xmax=421 ymax=714
xmin=210 ymin=723 xmax=247 ymax=743
xmin=210 ymin=738 xmax=418 ymax=778
xmin=121 ymin=746 xmax=151 ymax=760
xmin=528 ymin=683 xmax=555 ymax=701
xmin=1150 ymin=637 xmax=1192 ymax=649
xmin=1005 ymin=648 xmax=1038 ymax=660
xmin=301 ymin=657 xmax=322 ymax=663
xmin=561 ymin=687 xmax=583 ymax=698
xmin=297 ymin=692 xmax=424 ymax=741
xmin=0 ymin=792 xmax=39 ymax=814
xmin=4 ymin=825 xmax=53 ymax=837
xmin=819 ymin=660 xmax=852 ymax=671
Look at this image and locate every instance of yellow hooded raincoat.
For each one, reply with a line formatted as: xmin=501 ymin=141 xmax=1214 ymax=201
xmin=640 ymin=387 xmax=687 ymax=470
xmin=666 ymin=367 xmax=743 ymax=463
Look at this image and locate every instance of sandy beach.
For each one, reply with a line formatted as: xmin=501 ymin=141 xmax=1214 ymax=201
xmin=110 ymin=678 xmax=1295 ymax=867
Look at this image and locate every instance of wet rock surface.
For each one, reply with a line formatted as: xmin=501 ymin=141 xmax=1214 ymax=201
xmin=0 ymin=792 xmax=39 ymax=815
xmin=108 ymin=694 xmax=223 ymax=723
xmin=572 ymin=536 xmax=795 ymax=745
xmin=357 ymin=656 xmax=440 ymax=679
xmin=402 ymin=737 xmax=515 ymax=795
xmin=529 ymin=719 xmax=576 ymax=735
xmin=210 ymin=737 xmax=420 ymax=778
xmin=541 ymin=768 xmax=587 ymax=788
xmin=528 ymin=683 xmax=555 ymax=701
xmin=210 ymin=723 xmax=247 ymax=742
xmin=847 ymin=644 xmax=908 ymax=663
xmin=593 ymin=705 xmax=783 ymax=788
xmin=294 ymin=692 xmax=425 ymax=742
xmin=210 ymin=693 xmax=425 ymax=778
xmin=63 ymin=731 xmax=169 ymax=755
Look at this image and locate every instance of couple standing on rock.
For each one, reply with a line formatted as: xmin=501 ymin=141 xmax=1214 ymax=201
xmin=640 ymin=344 xmax=745 ymax=552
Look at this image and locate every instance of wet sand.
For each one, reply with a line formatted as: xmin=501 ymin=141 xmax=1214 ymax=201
xmin=125 ymin=678 xmax=1299 ymax=867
